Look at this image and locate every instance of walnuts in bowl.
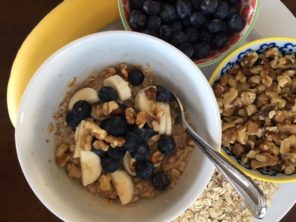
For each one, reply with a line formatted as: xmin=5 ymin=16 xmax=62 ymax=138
xmin=214 ymin=47 xmax=296 ymax=175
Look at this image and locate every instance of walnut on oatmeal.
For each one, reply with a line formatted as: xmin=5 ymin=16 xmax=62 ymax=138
xmin=215 ymin=47 xmax=296 ymax=175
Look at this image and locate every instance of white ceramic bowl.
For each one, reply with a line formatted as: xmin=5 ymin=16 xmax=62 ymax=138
xmin=16 ymin=31 xmax=221 ymax=222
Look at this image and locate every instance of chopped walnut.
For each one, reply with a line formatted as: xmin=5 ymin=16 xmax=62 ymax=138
xmin=67 ymin=163 xmax=81 ymax=179
xmin=125 ymin=108 xmax=136 ymax=124
xmin=240 ymin=91 xmax=256 ymax=106
xmin=277 ymin=74 xmax=291 ymax=88
xmin=223 ymin=88 xmax=238 ymax=107
xmin=105 ymin=135 xmax=125 ymax=148
xmin=91 ymin=105 xmax=104 ymax=119
xmin=118 ymin=63 xmax=129 ymax=79
xmin=99 ymin=175 xmax=113 ymax=191
xmin=214 ymin=48 xmax=296 ymax=174
xmin=102 ymin=101 xmax=119 ymax=115
xmin=136 ymin=111 xmax=149 ymax=128
xmin=240 ymin=51 xmax=258 ymax=68
xmin=151 ymin=151 xmax=165 ymax=167
xmin=55 ymin=144 xmax=70 ymax=167
xmin=280 ymin=135 xmax=296 ymax=154
xmin=93 ymin=140 xmax=109 ymax=151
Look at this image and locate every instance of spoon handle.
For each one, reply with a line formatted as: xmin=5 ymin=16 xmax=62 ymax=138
xmin=182 ymin=120 xmax=267 ymax=219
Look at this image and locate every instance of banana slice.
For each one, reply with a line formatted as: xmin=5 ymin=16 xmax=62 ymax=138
xmin=154 ymin=102 xmax=167 ymax=134
xmin=165 ymin=104 xmax=172 ymax=135
xmin=122 ymin=152 xmax=136 ymax=176
xmin=69 ymin=87 xmax=99 ymax=110
xmin=80 ymin=150 xmax=102 ymax=186
xmin=73 ymin=121 xmax=85 ymax=158
xmin=103 ymin=75 xmax=131 ymax=101
xmin=135 ymin=86 xmax=156 ymax=112
xmin=110 ymin=170 xmax=134 ymax=205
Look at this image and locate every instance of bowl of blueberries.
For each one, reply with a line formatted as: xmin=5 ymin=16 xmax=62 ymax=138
xmin=119 ymin=0 xmax=260 ymax=67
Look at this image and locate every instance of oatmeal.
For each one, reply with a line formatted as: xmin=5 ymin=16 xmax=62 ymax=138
xmin=53 ymin=64 xmax=193 ymax=205
xmin=214 ymin=47 xmax=296 ymax=175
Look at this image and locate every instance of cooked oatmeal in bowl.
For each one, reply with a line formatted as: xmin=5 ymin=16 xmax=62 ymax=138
xmin=54 ymin=63 xmax=195 ymax=205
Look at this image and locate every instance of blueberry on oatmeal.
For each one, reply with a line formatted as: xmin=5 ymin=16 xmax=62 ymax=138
xmin=136 ymin=160 xmax=154 ymax=179
xmin=72 ymin=100 xmax=91 ymax=118
xmin=158 ymin=135 xmax=176 ymax=155
xmin=98 ymin=86 xmax=118 ymax=102
xmin=132 ymin=142 xmax=151 ymax=161
xmin=101 ymin=156 xmax=120 ymax=173
xmin=66 ymin=111 xmax=82 ymax=129
xmin=128 ymin=68 xmax=145 ymax=86
xmin=100 ymin=116 xmax=129 ymax=136
xmin=132 ymin=124 xmax=156 ymax=141
xmin=156 ymin=86 xmax=172 ymax=102
xmin=152 ymin=171 xmax=170 ymax=190
xmin=107 ymin=148 xmax=126 ymax=161
xmin=123 ymin=132 xmax=143 ymax=152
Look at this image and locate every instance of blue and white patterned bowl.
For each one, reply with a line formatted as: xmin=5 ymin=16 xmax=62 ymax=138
xmin=209 ymin=37 xmax=296 ymax=183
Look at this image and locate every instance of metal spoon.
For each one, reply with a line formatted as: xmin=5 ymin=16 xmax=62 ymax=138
xmin=170 ymin=91 xmax=267 ymax=219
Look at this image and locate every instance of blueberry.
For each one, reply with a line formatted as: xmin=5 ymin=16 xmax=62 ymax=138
xmin=128 ymin=68 xmax=145 ymax=86
xmin=157 ymin=135 xmax=176 ymax=155
xmin=200 ymin=0 xmax=219 ymax=15
xmin=107 ymin=148 xmax=126 ymax=160
xmin=132 ymin=142 xmax=151 ymax=161
xmin=159 ymin=25 xmax=172 ymax=41
xmin=199 ymin=28 xmax=212 ymax=43
xmin=152 ymin=171 xmax=170 ymax=190
xmin=147 ymin=16 xmax=162 ymax=30
xmin=228 ymin=0 xmax=239 ymax=4
xmin=156 ymin=86 xmax=172 ymax=102
xmin=129 ymin=0 xmax=145 ymax=10
xmin=123 ymin=132 xmax=143 ymax=152
xmin=228 ymin=13 xmax=245 ymax=32
xmin=136 ymin=160 xmax=154 ymax=179
xmin=72 ymin=101 xmax=91 ymax=118
xmin=190 ymin=11 xmax=206 ymax=28
xmin=170 ymin=31 xmax=187 ymax=46
xmin=91 ymin=149 xmax=106 ymax=157
xmin=179 ymin=42 xmax=194 ymax=58
xmin=100 ymin=116 xmax=128 ymax=136
xmin=211 ymin=33 xmax=228 ymax=49
xmin=208 ymin=19 xmax=224 ymax=33
xmin=176 ymin=0 xmax=192 ymax=19
xmin=101 ymin=156 xmax=120 ymax=173
xmin=181 ymin=16 xmax=191 ymax=28
xmin=170 ymin=21 xmax=183 ymax=32
xmin=160 ymin=3 xmax=177 ymax=24
xmin=192 ymin=0 xmax=201 ymax=10
xmin=221 ymin=21 xmax=230 ymax=33
xmin=143 ymin=0 xmax=161 ymax=16
xmin=214 ymin=1 xmax=230 ymax=19
xmin=186 ymin=27 xmax=199 ymax=43
xmin=193 ymin=42 xmax=211 ymax=59
xmin=98 ymin=86 xmax=118 ymax=102
xmin=129 ymin=10 xmax=147 ymax=31
xmin=66 ymin=111 xmax=82 ymax=129
xmin=132 ymin=124 xmax=156 ymax=141
xmin=143 ymin=29 xmax=158 ymax=37
xmin=227 ymin=6 xmax=239 ymax=18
